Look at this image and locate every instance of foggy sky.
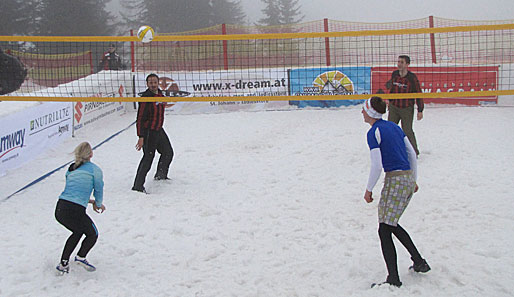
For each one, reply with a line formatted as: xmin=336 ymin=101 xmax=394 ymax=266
xmin=107 ymin=0 xmax=514 ymax=26
xmin=241 ymin=0 xmax=514 ymax=23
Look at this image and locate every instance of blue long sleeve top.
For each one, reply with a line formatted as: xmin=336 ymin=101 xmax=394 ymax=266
xmin=59 ymin=161 xmax=104 ymax=208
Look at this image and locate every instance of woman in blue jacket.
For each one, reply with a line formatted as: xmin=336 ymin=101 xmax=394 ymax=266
xmin=55 ymin=142 xmax=106 ymax=274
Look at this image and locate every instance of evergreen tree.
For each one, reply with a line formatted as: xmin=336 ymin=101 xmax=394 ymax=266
xmin=209 ymin=0 xmax=246 ymax=26
xmin=258 ymin=0 xmax=304 ymax=26
xmin=125 ymin=0 xmax=245 ymax=33
xmin=188 ymin=0 xmax=213 ymax=30
xmin=0 ymin=0 xmax=35 ymax=35
xmin=278 ymin=0 xmax=303 ymax=24
xmin=258 ymin=0 xmax=281 ymax=26
xmin=0 ymin=0 xmax=17 ymax=35
xmin=119 ymin=0 xmax=148 ymax=33
xmin=36 ymin=0 xmax=114 ymax=36
xmin=135 ymin=0 xmax=210 ymax=33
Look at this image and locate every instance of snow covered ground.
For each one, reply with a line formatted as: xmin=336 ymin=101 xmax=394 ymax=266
xmin=1 ymin=105 xmax=513 ymax=296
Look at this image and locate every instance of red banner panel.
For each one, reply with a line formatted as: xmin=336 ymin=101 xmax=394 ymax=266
xmin=372 ymin=66 xmax=498 ymax=105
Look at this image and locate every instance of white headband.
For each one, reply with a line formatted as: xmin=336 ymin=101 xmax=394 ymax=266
xmin=363 ymin=98 xmax=383 ymax=119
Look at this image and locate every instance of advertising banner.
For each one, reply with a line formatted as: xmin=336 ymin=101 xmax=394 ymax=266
xmin=289 ymin=67 xmax=371 ymax=108
xmin=135 ymin=69 xmax=289 ymax=114
xmin=73 ymin=85 xmax=126 ymax=132
xmin=0 ymin=102 xmax=72 ymax=176
xmin=372 ymin=66 xmax=499 ymax=105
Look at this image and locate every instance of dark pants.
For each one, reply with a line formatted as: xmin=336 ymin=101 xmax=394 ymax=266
xmin=378 ymin=223 xmax=423 ymax=282
xmin=133 ymin=128 xmax=174 ymax=189
xmin=55 ymin=199 xmax=98 ymax=262
xmin=388 ymin=104 xmax=419 ymax=155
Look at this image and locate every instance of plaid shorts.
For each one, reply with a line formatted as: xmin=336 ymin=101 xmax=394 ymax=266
xmin=378 ymin=170 xmax=415 ymax=226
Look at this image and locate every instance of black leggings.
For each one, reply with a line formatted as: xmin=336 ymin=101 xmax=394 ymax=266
xmin=55 ymin=199 xmax=98 ymax=262
xmin=378 ymin=223 xmax=422 ymax=281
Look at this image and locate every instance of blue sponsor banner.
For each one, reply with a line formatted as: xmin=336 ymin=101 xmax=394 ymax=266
xmin=289 ymin=67 xmax=371 ymax=108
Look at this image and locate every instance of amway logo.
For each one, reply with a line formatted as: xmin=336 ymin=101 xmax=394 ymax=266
xmin=0 ymin=129 xmax=25 ymax=158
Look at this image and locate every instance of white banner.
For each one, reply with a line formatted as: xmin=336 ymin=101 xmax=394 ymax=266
xmin=73 ymin=85 xmax=126 ymax=132
xmin=135 ymin=69 xmax=290 ymax=114
xmin=0 ymin=102 xmax=72 ymax=176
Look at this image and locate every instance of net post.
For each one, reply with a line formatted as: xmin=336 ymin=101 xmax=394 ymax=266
xmin=429 ymin=16 xmax=437 ymax=64
xmin=132 ymin=74 xmax=137 ymax=109
xmin=130 ymin=29 xmax=135 ymax=72
xmin=324 ymin=18 xmax=331 ymax=66
xmin=71 ymin=102 xmax=75 ymax=138
xmin=222 ymin=23 xmax=229 ymax=70
xmin=88 ymin=51 xmax=93 ymax=74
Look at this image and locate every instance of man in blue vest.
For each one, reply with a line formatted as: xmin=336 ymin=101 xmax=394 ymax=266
xmin=362 ymin=96 xmax=430 ymax=288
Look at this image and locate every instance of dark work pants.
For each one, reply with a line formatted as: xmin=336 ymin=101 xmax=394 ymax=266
xmin=378 ymin=223 xmax=423 ymax=281
xmin=388 ymin=104 xmax=419 ymax=155
xmin=133 ymin=128 xmax=174 ymax=189
xmin=55 ymin=199 xmax=98 ymax=262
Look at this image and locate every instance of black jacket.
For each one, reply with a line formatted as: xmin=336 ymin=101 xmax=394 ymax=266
xmin=0 ymin=49 xmax=27 ymax=95
xmin=136 ymin=89 xmax=166 ymax=137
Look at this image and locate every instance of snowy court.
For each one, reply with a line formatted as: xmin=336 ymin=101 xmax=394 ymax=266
xmin=1 ymin=105 xmax=513 ymax=296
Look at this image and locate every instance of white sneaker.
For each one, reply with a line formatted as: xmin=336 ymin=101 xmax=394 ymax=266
xmin=56 ymin=260 xmax=69 ymax=275
xmin=74 ymin=256 xmax=96 ymax=272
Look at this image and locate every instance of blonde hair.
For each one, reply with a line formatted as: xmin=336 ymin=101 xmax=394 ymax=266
xmin=73 ymin=142 xmax=92 ymax=169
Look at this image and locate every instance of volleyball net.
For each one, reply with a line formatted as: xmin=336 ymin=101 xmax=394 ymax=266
xmin=1 ymin=17 xmax=514 ymax=105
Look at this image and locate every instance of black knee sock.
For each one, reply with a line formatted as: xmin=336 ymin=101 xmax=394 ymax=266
xmin=378 ymin=223 xmax=399 ymax=281
xmin=392 ymin=224 xmax=423 ymax=263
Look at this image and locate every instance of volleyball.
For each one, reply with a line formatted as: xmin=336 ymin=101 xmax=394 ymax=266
xmin=137 ymin=26 xmax=154 ymax=43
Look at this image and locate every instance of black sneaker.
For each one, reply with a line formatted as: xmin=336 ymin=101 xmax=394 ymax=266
xmin=131 ymin=186 xmax=148 ymax=194
xmin=371 ymin=276 xmax=402 ymax=288
xmin=154 ymin=176 xmax=170 ymax=181
xmin=410 ymin=258 xmax=431 ymax=273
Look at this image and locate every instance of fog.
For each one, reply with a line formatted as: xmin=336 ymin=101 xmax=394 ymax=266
xmin=243 ymin=0 xmax=514 ymax=23
xmin=107 ymin=0 xmax=514 ymax=26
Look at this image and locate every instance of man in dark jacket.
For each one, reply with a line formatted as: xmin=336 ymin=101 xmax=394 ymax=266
xmin=387 ymin=55 xmax=424 ymax=156
xmin=132 ymin=73 xmax=174 ymax=193
xmin=99 ymin=43 xmax=122 ymax=71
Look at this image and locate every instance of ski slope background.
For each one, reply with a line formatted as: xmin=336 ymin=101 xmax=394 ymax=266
xmin=1 ymin=101 xmax=514 ymax=296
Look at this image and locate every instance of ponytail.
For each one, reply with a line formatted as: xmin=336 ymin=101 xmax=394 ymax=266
xmin=73 ymin=142 xmax=92 ymax=170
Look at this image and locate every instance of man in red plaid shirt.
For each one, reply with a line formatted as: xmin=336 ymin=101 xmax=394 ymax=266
xmin=387 ymin=55 xmax=424 ymax=156
xmin=132 ymin=74 xmax=174 ymax=193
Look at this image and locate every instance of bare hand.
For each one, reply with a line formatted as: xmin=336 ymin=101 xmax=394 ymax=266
xmin=364 ymin=190 xmax=374 ymax=203
xmin=93 ymin=203 xmax=106 ymax=213
xmin=135 ymin=137 xmax=144 ymax=151
xmin=417 ymin=111 xmax=423 ymax=121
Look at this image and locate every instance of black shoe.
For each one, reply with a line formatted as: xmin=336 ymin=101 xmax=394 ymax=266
xmin=371 ymin=276 xmax=402 ymax=288
xmin=410 ymin=258 xmax=431 ymax=273
xmin=131 ymin=186 xmax=148 ymax=194
xmin=154 ymin=176 xmax=170 ymax=181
